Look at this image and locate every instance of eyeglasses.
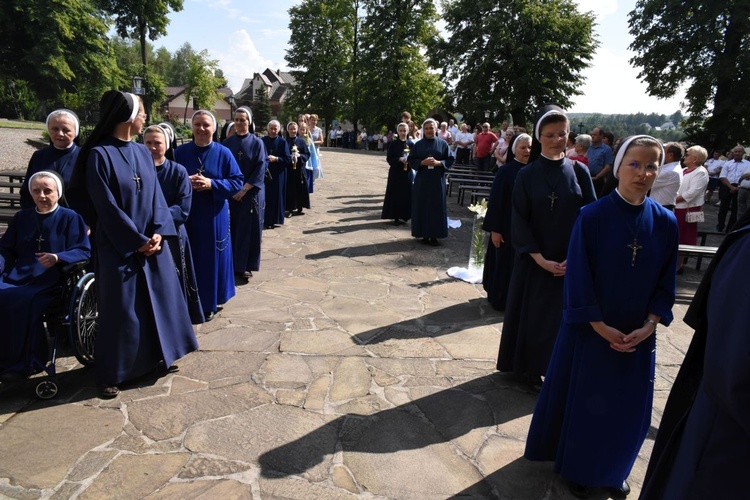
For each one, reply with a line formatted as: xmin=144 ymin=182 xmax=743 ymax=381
xmin=624 ymin=161 xmax=658 ymax=173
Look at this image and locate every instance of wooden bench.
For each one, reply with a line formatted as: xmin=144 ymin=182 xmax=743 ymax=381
xmin=678 ymin=244 xmax=719 ymax=271
xmin=0 ymin=192 xmax=21 ymax=207
xmin=447 ymin=174 xmax=494 ymax=197
xmin=457 ymin=179 xmax=493 ymax=205
xmin=0 ymin=206 xmax=19 ymax=225
xmin=469 ymin=188 xmax=492 ymax=206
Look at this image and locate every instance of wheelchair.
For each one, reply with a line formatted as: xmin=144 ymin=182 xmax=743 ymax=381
xmin=30 ymin=261 xmax=97 ymax=399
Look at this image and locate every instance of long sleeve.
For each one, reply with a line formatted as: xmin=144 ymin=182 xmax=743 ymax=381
xmin=511 ymin=170 xmax=540 ymax=255
xmin=562 ymin=210 xmax=603 ymax=323
xmin=246 ymin=139 xmax=267 ymax=187
xmin=171 ymin=164 xmax=192 ymax=226
xmin=646 ymin=210 xmax=678 ymax=326
xmin=86 ymin=149 xmax=150 ymax=258
xmin=210 ymin=147 xmax=243 ymax=202
xmin=386 ymin=140 xmax=405 ymax=169
xmin=54 ymin=211 xmax=91 ymax=264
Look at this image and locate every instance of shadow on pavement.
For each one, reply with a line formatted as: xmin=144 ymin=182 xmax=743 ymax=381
xmin=352 ymin=297 xmax=497 ymax=344
xmin=303 ymin=221 xmax=395 ymax=235
xmin=258 ymin=373 xmax=536 ymax=486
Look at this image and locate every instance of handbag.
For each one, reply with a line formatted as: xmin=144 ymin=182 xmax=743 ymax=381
xmin=686 ymin=210 xmax=704 ymax=223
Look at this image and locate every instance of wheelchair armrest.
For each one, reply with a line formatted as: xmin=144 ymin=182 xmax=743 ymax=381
xmin=60 ymin=260 xmax=89 ymax=275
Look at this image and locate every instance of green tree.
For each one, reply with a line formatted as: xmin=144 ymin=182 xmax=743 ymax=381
xmin=183 ymin=50 xmax=223 ymax=121
xmin=285 ymin=0 xmax=355 ymax=127
xmin=434 ymin=0 xmax=597 ymax=127
xmin=0 ymin=0 xmax=117 ymax=112
xmin=98 ymin=0 xmax=183 ymax=118
xmin=629 ymin=0 xmax=750 ymax=148
xmin=358 ymin=0 xmax=445 ymax=130
xmin=167 ymin=43 xmax=195 ymax=86
xmin=250 ymin=87 xmax=273 ymax=133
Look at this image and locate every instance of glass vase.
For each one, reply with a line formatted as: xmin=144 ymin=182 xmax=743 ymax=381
xmin=468 ymin=214 xmax=488 ymax=274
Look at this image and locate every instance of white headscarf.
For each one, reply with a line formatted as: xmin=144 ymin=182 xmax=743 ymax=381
xmin=28 ymin=170 xmax=64 ymax=197
xmin=191 ymin=109 xmax=217 ymax=131
xmin=124 ymin=93 xmax=140 ymax=123
xmin=46 ymin=109 xmax=80 ymax=138
xmin=613 ymin=135 xmax=665 ymax=178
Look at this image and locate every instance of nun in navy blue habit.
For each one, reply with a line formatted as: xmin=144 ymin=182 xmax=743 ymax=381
xmin=72 ymin=90 xmax=198 ymax=398
xmin=381 ymin=122 xmax=414 ymax=225
xmin=482 ymin=133 xmax=532 ymax=311
xmin=408 ymin=118 xmax=454 ymax=246
xmin=20 ymin=109 xmax=80 ymax=209
xmin=525 ymin=135 xmax=678 ymax=498
xmin=143 ymin=125 xmax=204 ymax=325
xmin=497 ymin=105 xmax=596 ymax=380
xmin=224 ymin=106 xmax=267 ymax=278
xmin=174 ymin=110 xmax=243 ymax=320
xmin=641 ymin=211 xmax=750 ymax=500
xmin=262 ymin=120 xmax=291 ymax=228
xmin=0 ymin=171 xmax=90 ymax=377
xmin=285 ymin=121 xmax=311 ymax=216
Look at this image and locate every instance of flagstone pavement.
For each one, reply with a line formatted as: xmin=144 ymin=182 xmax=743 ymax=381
xmin=0 ymin=145 xmax=706 ymax=499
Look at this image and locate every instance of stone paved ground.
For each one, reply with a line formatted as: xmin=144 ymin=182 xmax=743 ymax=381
xmin=0 ymin=143 xmax=708 ymax=499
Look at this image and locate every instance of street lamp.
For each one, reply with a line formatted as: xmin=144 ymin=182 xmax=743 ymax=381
xmin=484 ymin=109 xmax=491 ymax=120
xmin=578 ymin=122 xmax=585 ymax=134
xmin=228 ymin=95 xmax=236 ymax=116
xmin=132 ymin=76 xmax=145 ymax=96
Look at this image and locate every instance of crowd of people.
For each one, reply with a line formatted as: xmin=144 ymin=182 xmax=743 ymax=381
xmin=478 ymin=104 xmax=748 ymax=498
xmin=0 ymin=92 xmax=325 ymax=398
xmin=1 ymin=95 xmax=747 ymax=497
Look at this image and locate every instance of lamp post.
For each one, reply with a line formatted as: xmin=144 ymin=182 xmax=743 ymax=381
xmin=578 ymin=122 xmax=585 ymax=134
xmin=132 ymin=76 xmax=145 ymax=96
xmin=228 ymin=95 xmax=236 ymax=118
xmin=484 ymin=109 xmax=490 ymax=121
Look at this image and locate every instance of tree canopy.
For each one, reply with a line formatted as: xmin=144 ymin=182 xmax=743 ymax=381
xmin=434 ymin=0 xmax=598 ymax=128
xmin=629 ymin=0 xmax=750 ymax=148
xmin=0 ymin=0 xmax=117 ymax=111
xmin=284 ymin=0 xmax=445 ymax=131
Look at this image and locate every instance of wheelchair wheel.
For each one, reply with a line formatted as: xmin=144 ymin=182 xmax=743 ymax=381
xmin=36 ymin=380 xmax=58 ymax=399
xmin=68 ymin=273 xmax=97 ymax=366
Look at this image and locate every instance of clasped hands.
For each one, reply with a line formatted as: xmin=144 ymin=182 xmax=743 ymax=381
xmin=532 ymin=253 xmax=566 ymax=276
xmin=421 ymin=156 xmax=443 ymax=168
xmin=189 ymin=173 xmax=212 ymax=192
xmin=592 ymin=321 xmax=655 ymax=353
xmin=138 ymin=234 xmax=162 ymax=256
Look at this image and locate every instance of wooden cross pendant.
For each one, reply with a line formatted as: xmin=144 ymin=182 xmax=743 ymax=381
xmin=36 ymin=233 xmax=45 ymax=251
xmin=548 ymin=192 xmax=558 ymax=211
xmin=133 ymin=173 xmax=141 ymax=194
xmin=238 ymin=151 xmax=244 ymax=162
xmin=628 ymin=238 xmax=642 ymax=267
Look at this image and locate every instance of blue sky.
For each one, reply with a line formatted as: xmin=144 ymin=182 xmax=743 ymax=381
xmin=155 ymin=0 xmax=685 ymax=115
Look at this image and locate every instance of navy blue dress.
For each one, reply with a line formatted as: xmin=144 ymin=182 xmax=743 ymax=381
xmin=21 ymin=144 xmax=80 ymax=209
xmin=175 ymin=141 xmax=243 ymax=314
xmin=285 ymin=135 xmax=311 ymax=213
xmin=86 ymin=137 xmax=198 ymax=386
xmin=497 ymin=156 xmax=596 ymax=376
xmin=408 ymin=137 xmax=454 ymax=239
xmin=155 ymin=159 xmax=204 ymax=324
xmin=224 ymin=133 xmax=267 ymax=273
xmin=381 ymin=138 xmax=414 ymax=221
xmin=261 ymin=135 xmax=291 ymax=227
xmin=482 ymin=159 xmax=525 ymax=311
xmin=0 ymin=207 xmax=90 ymax=375
xmin=525 ymin=192 xmax=678 ymax=489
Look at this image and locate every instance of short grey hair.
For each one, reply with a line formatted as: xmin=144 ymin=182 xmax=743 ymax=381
xmin=575 ymin=134 xmax=592 ymax=152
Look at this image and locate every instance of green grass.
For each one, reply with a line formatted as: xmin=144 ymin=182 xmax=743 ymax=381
xmin=0 ymin=120 xmax=45 ymax=130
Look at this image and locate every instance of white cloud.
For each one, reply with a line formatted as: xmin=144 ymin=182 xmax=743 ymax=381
xmin=574 ymin=0 xmax=618 ymax=17
xmin=216 ymin=30 xmax=278 ymax=93
xmin=569 ymin=46 xmax=684 ymax=114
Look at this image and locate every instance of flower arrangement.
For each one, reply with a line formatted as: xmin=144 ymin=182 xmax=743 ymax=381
xmin=467 ymin=198 xmax=489 ymax=272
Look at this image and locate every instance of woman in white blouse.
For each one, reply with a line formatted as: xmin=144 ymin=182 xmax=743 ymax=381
xmin=675 ymin=145 xmax=710 ymax=272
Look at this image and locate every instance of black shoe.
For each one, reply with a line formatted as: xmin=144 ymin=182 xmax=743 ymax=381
xmin=610 ymin=480 xmax=630 ymax=498
xmin=99 ymin=385 xmax=120 ymax=399
xmin=205 ymin=311 xmax=215 ymax=322
xmin=421 ymin=237 xmax=430 ymax=244
xmin=285 ymin=211 xmax=293 ymax=218
xmin=295 ymin=209 xmax=304 ymax=215
xmin=429 ymin=238 xmax=440 ymax=246
xmin=568 ymin=481 xmax=590 ymax=499
xmin=243 ymin=271 xmax=253 ymax=278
